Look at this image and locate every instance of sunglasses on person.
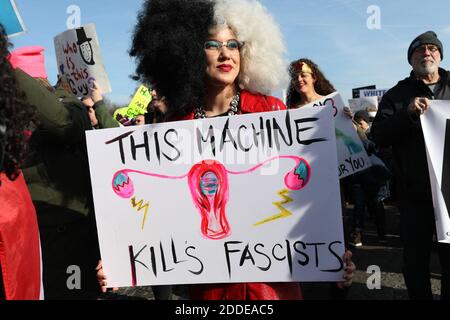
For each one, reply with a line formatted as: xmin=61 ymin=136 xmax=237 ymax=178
xmin=204 ymin=39 xmax=245 ymax=51
xmin=414 ymin=45 xmax=439 ymax=54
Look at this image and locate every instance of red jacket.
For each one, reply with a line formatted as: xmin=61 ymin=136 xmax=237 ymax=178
xmin=178 ymin=90 xmax=287 ymax=120
xmin=180 ymin=90 xmax=302 ymax=300
xmin=0 ymin=172 xmax=41 ymax=300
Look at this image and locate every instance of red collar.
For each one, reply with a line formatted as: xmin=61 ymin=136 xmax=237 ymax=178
xmin=173 ymin=90 xmax=286 ymax=121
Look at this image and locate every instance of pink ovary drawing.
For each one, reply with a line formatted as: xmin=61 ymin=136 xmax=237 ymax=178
xmin=111 ymin=156 xmax=311 ymax=239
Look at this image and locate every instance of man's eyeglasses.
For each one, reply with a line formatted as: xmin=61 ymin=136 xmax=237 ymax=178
xmin=415 ymin=45 xmax=439 ymax=54
xmin=204 ymin=39 xmax=245 ymax=51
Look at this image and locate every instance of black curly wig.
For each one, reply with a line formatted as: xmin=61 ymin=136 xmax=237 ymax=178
xmin=0 ymin=24 xmax=35 ymax=184
xmin=130 ymin=0 xmax=215 ymax=119
xmin=286 ymin=58 xmax=336 ymax=109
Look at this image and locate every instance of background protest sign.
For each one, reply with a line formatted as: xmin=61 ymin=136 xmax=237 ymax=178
xmin=352 ymin=85 xmax=375 ymax=99
xmin=359 ymin=88 xmax=387 ymax=103
xmin=348 ymin=96 xmax=378 ymax=114
xmin=113 ymin=85 xmax=152 ymax=123
xmin=421 ymin=100 xmax=450 ymax=243
xmin=54 ymin=23 xmax=111 ymax=97
xmin=86 ymin=106 xmax=346 ymax=288
xmin=304 ymin=93 xmax=371 ymax=179
xmin=0 ymin=0 xmax=26 ymax=37
xmin=127 ymin=84 xmax=152 ymax=115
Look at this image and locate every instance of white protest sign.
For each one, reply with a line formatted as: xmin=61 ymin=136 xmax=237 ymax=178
xmin=54 ymin=23 xmax=111 ymax=97
xmin=86 ymin=106 xmax=346 ymax=288
xmin=348 ymin=96 xmax=379 ymax=113
xmin=359 ymin=89 xmax=387 ymax=101
xmin=421 ymin=100 xmax=450 ymax=243
xmin=305 ymin=93 xmax=371 ymax=179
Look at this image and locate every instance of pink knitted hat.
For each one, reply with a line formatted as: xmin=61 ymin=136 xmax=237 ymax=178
xmin=8 ymin=46 xmax=48 ymax=78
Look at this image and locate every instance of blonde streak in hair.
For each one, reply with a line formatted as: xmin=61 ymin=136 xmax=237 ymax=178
xmin=216 ymin=0 xmax=287 ymax=94
xmin=237 ymin=42 xmax=250 ymax=91
xmin=245 ymin=32 xmax=287 ymax=94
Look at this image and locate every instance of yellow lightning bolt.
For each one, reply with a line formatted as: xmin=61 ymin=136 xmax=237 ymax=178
xmin=131 ymin=197 xmax=150 ymax=230
xmin=253 ymin=189 xmax=293 ymax=226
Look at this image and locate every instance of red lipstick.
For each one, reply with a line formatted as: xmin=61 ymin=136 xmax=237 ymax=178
xmin=217 ymin=64 xmax=232 ymax=72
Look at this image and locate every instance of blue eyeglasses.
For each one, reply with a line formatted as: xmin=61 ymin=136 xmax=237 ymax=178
xmin=204 ymin=39 xmax=244 ymax=51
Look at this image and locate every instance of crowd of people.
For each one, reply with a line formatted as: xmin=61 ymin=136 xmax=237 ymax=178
xmin=0 ymin=0 xmax=449 ymax=300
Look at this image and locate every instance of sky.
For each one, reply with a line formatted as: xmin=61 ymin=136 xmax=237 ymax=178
xmin=8 ymin=0 xmax=450 ymax=106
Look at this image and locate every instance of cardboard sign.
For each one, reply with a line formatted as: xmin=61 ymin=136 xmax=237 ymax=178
xmin=54 ymin=23 xmax=111 ymax=97
xmin=113 ymin=85 xmax=152 ymax=123
xmin=421 ymin=100 xmax=450 ymax=243
xmin=352 ymin=85 xmax=375 ymax=99
xmin=359 ymin=89 xmax=387 ymax=99
xmin=0 ymin=0 xmax=26 ymax=37
xmin=86 ymin=106 xmax=346 ymax=287
xmin=128 ymin=85 xmax=152 ymax=115
xmin=348 ymin=96 xmax=378 ymax=113
xmin=306 ymin=93 xmax=371 ymax=179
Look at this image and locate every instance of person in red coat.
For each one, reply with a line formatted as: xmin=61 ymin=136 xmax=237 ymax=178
xmin=0 ymin=24 xmax=42 ymax=300
xmin=98 ymin=0 xmax=355 ymax=300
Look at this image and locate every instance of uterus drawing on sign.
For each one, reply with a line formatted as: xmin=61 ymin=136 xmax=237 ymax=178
xmin=111 ymin=156 xmax=311 ymax=240
xmin=188 ymin=161 xmax=230 ymax=239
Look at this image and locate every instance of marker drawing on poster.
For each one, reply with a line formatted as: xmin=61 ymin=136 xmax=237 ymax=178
xmin=86 ymin=106 xmax=346 ymax=288
xmin=54 ymin=23 xmax=111 ymax=97
xmin=304 ymin=92 xmax=371 ymax=179
xmin=113 ymin=85 xmax=152 ymax=124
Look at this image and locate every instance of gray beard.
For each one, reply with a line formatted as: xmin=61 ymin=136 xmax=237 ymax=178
xmin=414 ymin=62 xmax=439 ymax=76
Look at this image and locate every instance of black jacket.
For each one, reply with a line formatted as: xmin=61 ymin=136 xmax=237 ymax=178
xmin=371 ymin=68 xmax=450 ymax=203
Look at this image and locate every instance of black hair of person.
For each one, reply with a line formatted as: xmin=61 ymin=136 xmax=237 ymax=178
xmin=0 ymin=24 xmax=36 ymax=185
xmin=130 ymin=0 xmax=215 ymax=120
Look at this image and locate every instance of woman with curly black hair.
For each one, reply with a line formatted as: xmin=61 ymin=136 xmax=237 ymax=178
xmin=0 ymin=30 xmax=35 ymax=181
xmin=129 ymin=0 xmax=288 ymax=121
xmin=286 ymin=58 xmax=337 ymax=109
xmin=0 ymin=24 xmax=41 ymax=300
xmin=8 ymin=41 xmax=118 ymax=299
xmin=94 ymin=0 xmax=357 ymax=301
xmin=130 ymin=0 xmax=215 ymax=120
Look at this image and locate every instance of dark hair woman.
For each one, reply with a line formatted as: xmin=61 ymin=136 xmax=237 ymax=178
xmin=0 ymin=24 xmax=41 ymax=300
xmin=97 ymin=0 xmax=355 ymax=300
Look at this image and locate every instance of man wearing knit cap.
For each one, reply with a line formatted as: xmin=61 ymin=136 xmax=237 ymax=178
xmin=372 ymin=31 xmax=450 ymax=300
